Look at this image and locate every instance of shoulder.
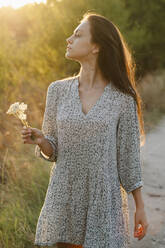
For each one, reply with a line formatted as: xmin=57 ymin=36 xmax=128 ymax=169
xmin=112 ymin=88 xmax=137 ymax=117
xmin=47 ymin=76 xmax=77 ymax=95
xmin=111 ymin=85 xmax=135 ymax=107
xmin=48 ymin=76 xmax=77 ymax=89
xmin=113 ymin=86 xmax=135 ymax=105
xmin=120 ymin=94 xmax=137 ymax=120
xmin=122 ymin=93 xmax=136 ymax=107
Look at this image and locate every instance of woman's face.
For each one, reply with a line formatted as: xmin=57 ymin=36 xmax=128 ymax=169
xmin=65 ymin=19 xmax=99 ymax=62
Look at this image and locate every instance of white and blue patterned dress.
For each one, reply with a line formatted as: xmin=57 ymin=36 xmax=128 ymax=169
xmin=34 ymin=75 xmax=143 ymax=248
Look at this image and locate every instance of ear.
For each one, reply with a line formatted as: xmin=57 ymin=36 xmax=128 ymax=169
xmin=92 ymin=44 xmax=99 ymax=54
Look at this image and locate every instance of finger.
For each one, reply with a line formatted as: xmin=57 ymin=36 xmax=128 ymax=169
xmin=23 ymin=138 xmax=33 ymax=144
xmin=21 ymin=130 xmax=32 ymax=136
xmin=138 ymin=233 xmax=146 ymax=240
xmin=27 ymin=127 xmax=32 ymax=132
xmin=137 ymin=226 xmax=147 ymax=240
xmin=22 ymin=136 xmax=30 ymax=141
xmin=21 ymin=129 xmax=31 ymax=134
xmin=135 ymin=231 xmax=144 ymax=240
xmin=22 ymin=135 xmax=31 ymax=140
xmin=142 ymin=224 xmax=148 ymax=238
xmin=29 ymin=127 xmax=36 ymax=132
xmin=134 ymin=214 xmax=139 ymax=232
xmin=23 ymin=134 xmax=35 ymax=141
xmin=22 ymin=133 xmax=32 ymax=138
xmin=24 ymin=140 xmax=35 ymax=145
xmin=134 ymin=227 xmax=143 ymax=238
xmin=134 ymin=224 xmax=139 ymax=233
xmin=141 ymin=222 xmax=148 ymax=235
xmin=22 ymin=127 xmax=32 ymax=134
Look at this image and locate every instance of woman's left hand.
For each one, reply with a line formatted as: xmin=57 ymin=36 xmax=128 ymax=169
xmin=134 ymin=207 xmax=149 ymax=240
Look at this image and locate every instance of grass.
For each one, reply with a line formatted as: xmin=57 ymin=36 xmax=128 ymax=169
xmin=0 ymin=145 xmax=52 ymax=248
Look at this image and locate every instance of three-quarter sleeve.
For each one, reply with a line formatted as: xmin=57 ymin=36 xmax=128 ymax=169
xmin=34 ymin=81 xmax=59 ymax=162
xmin=116 ymin=95 xmax=143 ymax=194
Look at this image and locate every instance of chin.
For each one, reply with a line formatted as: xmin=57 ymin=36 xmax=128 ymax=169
xmin=65 ymin=52 xmax=81 ymax=63
xmin=65 ymin=51 xmax=75 ymax=60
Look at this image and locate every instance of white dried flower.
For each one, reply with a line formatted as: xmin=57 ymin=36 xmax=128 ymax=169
xmin=6 ymin=102 xmax=20 ymax=115
xmin=17 ymin=112 xmax=27 ymax=120
xmin=19 ymin=102 xmax=27 ymax=112
xmin=6 ymin=102 xmax=29 ymax=127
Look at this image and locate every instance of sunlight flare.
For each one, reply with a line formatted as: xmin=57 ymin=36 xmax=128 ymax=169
xmin=0 ymin=0 xmax=46 ymax=9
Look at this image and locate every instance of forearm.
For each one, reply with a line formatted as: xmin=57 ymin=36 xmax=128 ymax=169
xmin=131 ymin=187 xmax=144 ymax=209
xmin=38 ymin=137 xmax=54 ymax=158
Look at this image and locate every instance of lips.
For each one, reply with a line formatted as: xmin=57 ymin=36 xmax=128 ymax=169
xmin=67 ymin=46 xmax=72 ymax=49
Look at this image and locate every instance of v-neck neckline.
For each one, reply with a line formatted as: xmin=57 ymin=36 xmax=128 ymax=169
xmin=75 ymin=76 xmax=111 ymax=118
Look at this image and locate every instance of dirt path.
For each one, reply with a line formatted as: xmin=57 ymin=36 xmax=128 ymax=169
xmin=128 ymin=116 xmax=165 ymax=248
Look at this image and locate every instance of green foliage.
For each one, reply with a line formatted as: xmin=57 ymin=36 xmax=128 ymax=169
xmin=124 ymin=0 xmax=165 ymax=74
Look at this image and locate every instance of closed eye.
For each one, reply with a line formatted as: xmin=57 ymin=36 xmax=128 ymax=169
xmin=74 ymin=33 xmax=80 ymax=37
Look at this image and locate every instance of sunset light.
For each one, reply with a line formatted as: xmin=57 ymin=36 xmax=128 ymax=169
xmin=0 ymin=0 xmax=46 ymax=9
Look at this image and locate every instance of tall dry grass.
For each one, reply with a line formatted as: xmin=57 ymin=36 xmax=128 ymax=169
xmin=0 ymin=145 xmax=52 ymax=248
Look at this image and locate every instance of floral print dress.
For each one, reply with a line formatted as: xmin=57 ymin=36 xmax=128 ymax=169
xmin=34 ymin=75 xmax=143 ymax=248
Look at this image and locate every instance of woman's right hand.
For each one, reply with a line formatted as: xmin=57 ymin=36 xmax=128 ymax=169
xmin=21 ymin=126 xmax=45 ymax=145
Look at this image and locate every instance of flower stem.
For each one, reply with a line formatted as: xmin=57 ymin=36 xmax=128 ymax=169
xmin=14 ymin=113 xmax=35 ymax=140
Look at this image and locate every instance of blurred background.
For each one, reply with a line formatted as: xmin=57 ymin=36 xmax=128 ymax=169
xmin=0 ymin=0 xmax=165 ymax=247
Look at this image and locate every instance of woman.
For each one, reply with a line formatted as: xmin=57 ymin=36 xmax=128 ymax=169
xmin=21 ymin=12 xmax=148 ymax=248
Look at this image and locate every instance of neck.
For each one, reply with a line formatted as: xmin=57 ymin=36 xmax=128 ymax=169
xmin=78 ymin=66 xmax=108 ymax=90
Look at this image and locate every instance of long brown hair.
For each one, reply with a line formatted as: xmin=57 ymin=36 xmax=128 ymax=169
xmin=77 ymin=12 xmax=145 ymax=146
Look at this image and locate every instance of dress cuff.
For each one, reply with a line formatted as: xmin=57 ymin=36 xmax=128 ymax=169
xmin=126 ymin=181 xmax=143 ymax=194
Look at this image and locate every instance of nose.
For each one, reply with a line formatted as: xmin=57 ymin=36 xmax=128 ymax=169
xmin=66 ymin=35 xmax=73 ymax=44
